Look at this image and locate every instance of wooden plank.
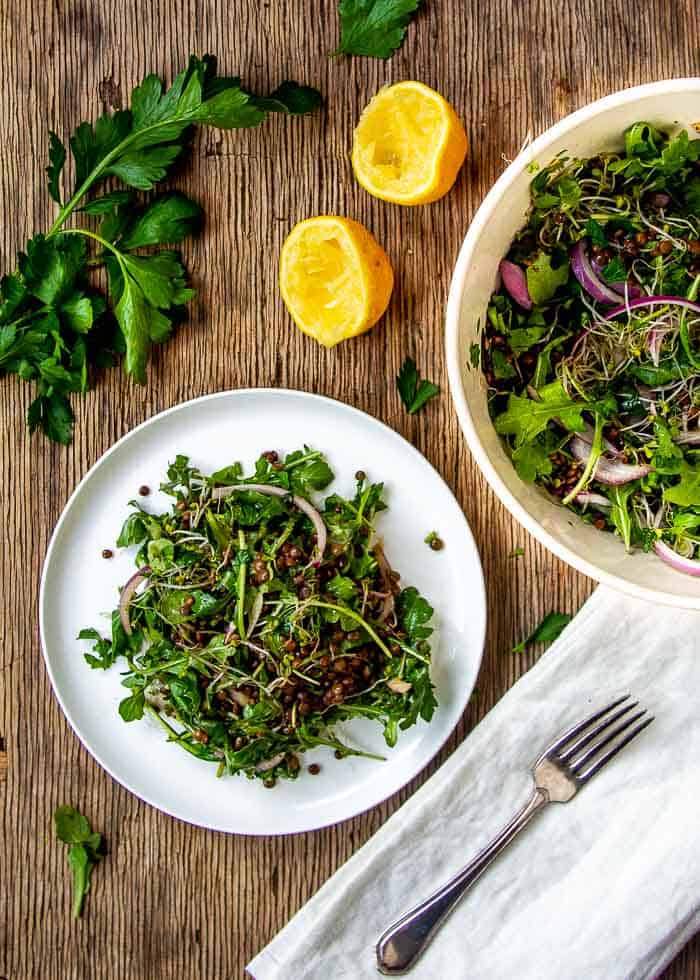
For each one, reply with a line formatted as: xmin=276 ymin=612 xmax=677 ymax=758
xmin=0 ymin=1 xmax=697 ymax=977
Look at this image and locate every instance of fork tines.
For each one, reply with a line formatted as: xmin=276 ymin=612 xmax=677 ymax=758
xmin=551 ymin=694 xmax=654 ymax=784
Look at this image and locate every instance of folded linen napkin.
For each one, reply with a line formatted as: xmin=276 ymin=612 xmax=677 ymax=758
xmin=247 ymin=586 xmax=700 ymax=980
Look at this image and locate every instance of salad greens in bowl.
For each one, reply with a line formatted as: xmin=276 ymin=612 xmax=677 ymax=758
xmin=446 ymin=79 xmax=700 ymax=607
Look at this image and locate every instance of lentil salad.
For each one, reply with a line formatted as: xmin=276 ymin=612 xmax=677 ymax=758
xmin=79 ymin=447 xmax=437 ymax=787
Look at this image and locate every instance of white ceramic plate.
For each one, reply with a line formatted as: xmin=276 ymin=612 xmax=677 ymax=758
xmin=40 ymin=389 xmax=486 ymax=835
xmin=446 ymin=78 xmax=700 ymax=608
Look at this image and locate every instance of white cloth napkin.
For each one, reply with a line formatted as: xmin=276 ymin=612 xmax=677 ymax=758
xmin=247 ymin=586 xmax=700 ymax=980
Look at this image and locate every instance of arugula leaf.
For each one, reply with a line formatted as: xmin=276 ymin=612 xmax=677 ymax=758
xmin=624 ymin=121 xmax=664 ymax=160
xmin=512 ymin=612 xmax=572 ymax=654
xmin=584 ymin=218 xmax=607 ymax=247
xmin=508 ymin=326 xmax=547 ymax=353
xmin=54 ymin=805 xmax=104 ymax=918
xmin=335 ymin=0 xmax=421 ymax=58
xmin=664 ymin=464 xmax=700 ymax=507
xmin=46 ymin=132 xmax=66 ymax=204
xmin=609 ymin=484 xmax=636 ymax=551
xmin=396 ymin=586 xmax=434 ymax=642
xmin=119 ymin=690 xmax=146 ymax=722
xmin=512 ymin=438 xmax=553 ymax=482
xmin=494 ymin=380 xmax=586 ymax=447
xmin=601 ymin=256 xmax=627 ymax=283
xmin=526 ymin=252 xmax=569 ymax=304
xmin=396 ymin=357 xmax=440 ymax=414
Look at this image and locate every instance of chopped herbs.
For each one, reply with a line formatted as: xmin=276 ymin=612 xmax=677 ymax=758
xmin=397 ymin=356 xmax=440 ymax=414
xmin=335 ymin=0 xmax=421 ymax=59
xmin=512 ymin=611 xmax=572 ymax=654
xmin=424 ymin=531 xmax=444 ymax=550
xmin=79 ymin=448 xmax=437 ymax=784
xmin=2 ymin=55 xmax=321 ymax=444
xmin=482 ymin=121 xmax=700 ymax=571
xmin=53 ymin=805 xmax=104 ymax=918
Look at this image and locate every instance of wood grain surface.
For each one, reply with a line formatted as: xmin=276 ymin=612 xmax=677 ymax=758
xmin=0 ymin=2 xmax=697 ymax=977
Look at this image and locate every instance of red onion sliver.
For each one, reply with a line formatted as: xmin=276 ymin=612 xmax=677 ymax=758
xmin=654 ymin=540 xmax=700 ymax=577
xmin=604 ymin=296 xmax=700 ymax=320
xmin=577 ymin=421 xmax=624 ymax=458
xmin=499 ymin=260 xmax=532 ymax=310
xmin=212 ymin=483 xmax=327 ymax=557
xmin=119 ymin=566 xmax=151 ymax=636
xmin=673 ymin=429 xmax=700 ymax=446
xmin=569 ymin=436 xmax=652 ymax=484
xmin=255 ymin=752 xmax=286 ymax=773
xmin=574 ymin=491 xmax=613 ymax=510
xmin=570 ymin=239 xmax=622 ymax=306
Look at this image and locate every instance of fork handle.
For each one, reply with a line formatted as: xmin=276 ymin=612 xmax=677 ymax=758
xmin=375 ymin=787 xmax=548 ymax=975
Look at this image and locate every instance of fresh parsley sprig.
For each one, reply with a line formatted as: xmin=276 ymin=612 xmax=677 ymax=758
xmin=397 ymin=356 xmax=440 ymax=413
xmin=335 ymin=0 xmax=422 ymax=59
xmin=1 ymin=55 xmax=321 ymax=444
xmin=53 ymin=805 xmax=105 ymax=918
xmin=512 ymin=612 xmax=572 ymax=654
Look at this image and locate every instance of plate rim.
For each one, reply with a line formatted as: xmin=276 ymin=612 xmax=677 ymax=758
xmin=39 ymin=387 xmax=487 ymax=835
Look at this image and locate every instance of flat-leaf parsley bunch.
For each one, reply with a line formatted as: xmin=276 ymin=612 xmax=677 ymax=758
xmin=0 ymin=55 xmax=320 ymax=443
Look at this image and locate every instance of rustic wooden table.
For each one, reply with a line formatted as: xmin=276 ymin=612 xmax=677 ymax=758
xmin=1 ymin=2 xmax=697 ymax=977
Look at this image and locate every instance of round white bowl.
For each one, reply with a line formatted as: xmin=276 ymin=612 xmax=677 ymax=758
xmin=446 ymin=79 xmax=700 ymax=609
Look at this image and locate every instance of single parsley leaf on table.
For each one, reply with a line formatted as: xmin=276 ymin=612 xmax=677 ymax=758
xmin=335 ymin=0 xmax=422 ymax=59
xmin=397 ymin=356 xmax=439 ymax=414
xmin=54 ymin=805 xmax=105 ymax=918
xmin=512 ymin=611 xmax=572 ymax=654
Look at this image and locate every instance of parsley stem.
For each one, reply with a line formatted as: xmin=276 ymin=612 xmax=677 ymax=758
xmin=563 ymin=413 xmax=603 ymax=505
xmin=46 ymin=113 xmax=198 ymax=237
xmin=303 ymin=600 xmax=392 ymax=659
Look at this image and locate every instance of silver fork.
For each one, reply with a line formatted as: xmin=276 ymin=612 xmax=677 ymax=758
xmin=376 ymin=694 xmax=654 ymax=975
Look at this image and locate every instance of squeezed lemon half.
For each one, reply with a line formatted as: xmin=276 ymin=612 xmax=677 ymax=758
xmin=279 ymin=216 xmax=393 ymax=348
xmin=351 ymin=81 xmax=468 ymax=205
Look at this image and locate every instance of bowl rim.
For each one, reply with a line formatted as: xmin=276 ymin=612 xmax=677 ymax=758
xmin=446 ymin=77 xmax=700 ymax=610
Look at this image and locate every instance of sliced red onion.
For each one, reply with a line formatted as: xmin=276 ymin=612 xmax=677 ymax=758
xmin=673 ymin=429 xmax=700 ymax=446
xmin=500 ymin=260 xmax=532 ymax=310
xmin=653 ymin=539 xmax=700 ymax=577
xmin=574 ymin=491 xmax=613 ymax=510
xmin=571 ymin=239 xmax=622 ymax=305
xmin=212 ymin=483 xmax=327 ymax=557
xmin=577 ymin=421 xmax=624 ymax=458
xmin=119 ymin=566 xmax=151 ymax=636
xmin=255 ymin=752 xmax=286 ymax=773
xmin=647 ymin=327 xmax=668 ymax=367
xmin=590 ymin=256 xmax=641 ymax=300
xmin=605 ymin=296 xmax=700 ymax=320
xmin=569 ymin=436 xmax=652 ymax=484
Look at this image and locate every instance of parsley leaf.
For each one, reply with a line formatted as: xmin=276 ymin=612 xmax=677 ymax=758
xmin=396 ymin=357 xmax=440 ymax=414
xmin=512 ymin=611 xmax=572 ymax=654
xmin=335 ymin=0 xmax=421 ymax=59
xmin=54 ymin=805 xmax=104 ymax=918
xmin=46 ymin=132 xmax=66 ymax=204
xmin=664 ymin=463 xmax=700 ymax=507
